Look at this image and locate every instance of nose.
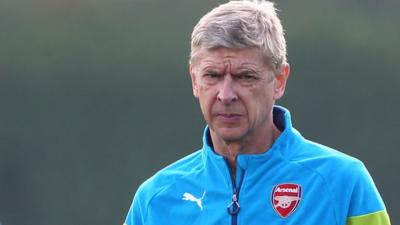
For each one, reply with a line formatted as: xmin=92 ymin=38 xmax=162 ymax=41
xmin=217 ymin=76 xmax=238 ymax=104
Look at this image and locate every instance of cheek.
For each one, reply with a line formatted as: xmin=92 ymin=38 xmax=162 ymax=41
xmin=247 ymin=89 xmax=274 ymax=119
xmin=246 ymin=100 xmax=262 ymax=122
xmin=197 ymin=87 xmax=215 ymax=118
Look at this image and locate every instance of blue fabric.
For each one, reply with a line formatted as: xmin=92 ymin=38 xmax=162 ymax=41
xmin=124 ymin=106 xmax=387 ymax=225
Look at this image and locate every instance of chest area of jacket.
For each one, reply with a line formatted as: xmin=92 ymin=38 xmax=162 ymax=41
xmin=145 ymin=166 xmax=338 ymax=225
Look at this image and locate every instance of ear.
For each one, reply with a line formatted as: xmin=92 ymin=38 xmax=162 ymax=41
xmin=273 ymin=63 xmax=290 ymax=100
xmin=189 ymin=64 xmax=199 ymax=98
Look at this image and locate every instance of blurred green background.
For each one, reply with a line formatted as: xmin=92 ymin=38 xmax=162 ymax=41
xmin=0 ymin=0 xmax=398 ymax=224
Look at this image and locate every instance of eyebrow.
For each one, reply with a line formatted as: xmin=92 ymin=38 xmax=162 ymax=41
xmin=236 ymin=66 xmax=264 ymax=73
xmin=199 ymin=63 xmax=224 ymax=72
xmin=231 ymin=70 xmax=262 ymax=77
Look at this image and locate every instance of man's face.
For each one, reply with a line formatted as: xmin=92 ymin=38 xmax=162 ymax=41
xmin=190 ymin=47 xmax=289 ymax=143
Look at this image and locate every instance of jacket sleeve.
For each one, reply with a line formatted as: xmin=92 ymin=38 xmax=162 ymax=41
xmin=345 ymin=162 xmax=391 ymax=225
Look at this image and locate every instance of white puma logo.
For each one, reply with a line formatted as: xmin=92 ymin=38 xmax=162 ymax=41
xmin=182 ymin=190 xmax=206 ymax=211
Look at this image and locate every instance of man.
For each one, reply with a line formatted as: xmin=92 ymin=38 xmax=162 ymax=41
xmin=124 ymin=1 xmax=391 ymax=225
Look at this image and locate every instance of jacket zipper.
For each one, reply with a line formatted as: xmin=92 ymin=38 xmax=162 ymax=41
xmin=225 ymin=158 xmax=244 ymax=225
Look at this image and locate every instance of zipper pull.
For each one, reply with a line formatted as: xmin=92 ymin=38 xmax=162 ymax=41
xmin=227 ymin=192 xmax=240 ymax=215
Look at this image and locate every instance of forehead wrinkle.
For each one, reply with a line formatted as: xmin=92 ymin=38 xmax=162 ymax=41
xmin=200 ymin=58 xmax=233 ymax=73
xmin=237 ymin=62 xmax=264 ymax=70
xmin=196 ymin=50 xmax=266 ymax=74
xmin=199 ymin=60 xmax=225 ymax=72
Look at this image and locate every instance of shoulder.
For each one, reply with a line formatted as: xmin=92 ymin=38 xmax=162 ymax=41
xmin=134 ymin=149 xmax=204 ymax=207
xmin=285 ymin=138 xmax=387 ymax=222
xmin=291 ymin=139 xmax=365 ymax=174
xmin=290 ymin=139 xmax=384 ymax=204
xmin=124 ymin=150 xmax=204 ymax=224
xmin=285 ymin=138 xmax=375 ymax=193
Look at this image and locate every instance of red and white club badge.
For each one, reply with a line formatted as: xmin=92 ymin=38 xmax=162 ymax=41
xmin=271 ymin=183 xmax=302 ymax=218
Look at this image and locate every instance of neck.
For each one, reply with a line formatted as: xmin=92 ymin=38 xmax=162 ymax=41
xmin=210 ymin=123 xmax=281 ymax=173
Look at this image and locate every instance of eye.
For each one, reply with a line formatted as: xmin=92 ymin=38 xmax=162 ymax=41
xmin=238 ymin=74 xmax=257 ymax=80
xmin=236 ymin=72 xmax=259 ymax=81
xmin=203 ymin=72 xmax=222 ymax=79
xmin=235 ymin=72 xmax=260 ymax=85
xmin=201 ymin=71 xmax=222 ymax=85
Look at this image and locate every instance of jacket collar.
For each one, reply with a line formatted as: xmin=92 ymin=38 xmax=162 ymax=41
xmin=201 ymin=105 xmax=304 ymax=171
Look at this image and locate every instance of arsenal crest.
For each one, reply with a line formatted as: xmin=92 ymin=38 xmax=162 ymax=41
xmin=271 ymin=183 xmax=302 ymax=218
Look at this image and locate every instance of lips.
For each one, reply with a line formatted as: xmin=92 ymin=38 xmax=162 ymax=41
xmin=216 ymin=113 xmax=241 ymax=118
xmin=214 ymin=113 xmax=242 ymax=123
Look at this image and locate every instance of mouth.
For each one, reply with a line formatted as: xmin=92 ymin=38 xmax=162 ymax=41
xmin=214 ymin=113 xmax=242 ymax=122
xmin=216 ymin=113 xmax=241 ymax=118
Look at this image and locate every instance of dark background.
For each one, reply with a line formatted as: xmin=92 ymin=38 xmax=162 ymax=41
xmin=0 ymin=0 xmax=398 ymax=224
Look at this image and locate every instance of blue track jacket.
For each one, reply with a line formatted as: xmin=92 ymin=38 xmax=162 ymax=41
xmin=124 ymin=106 xmax=390 ymax=225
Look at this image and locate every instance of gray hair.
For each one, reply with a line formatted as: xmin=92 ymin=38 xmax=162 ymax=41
xmin=190 ymin=0 xmax=287 ymax=74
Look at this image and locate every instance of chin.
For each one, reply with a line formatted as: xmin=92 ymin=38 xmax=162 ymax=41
xmin=214 ymin=127 xmax=247 ymax=142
